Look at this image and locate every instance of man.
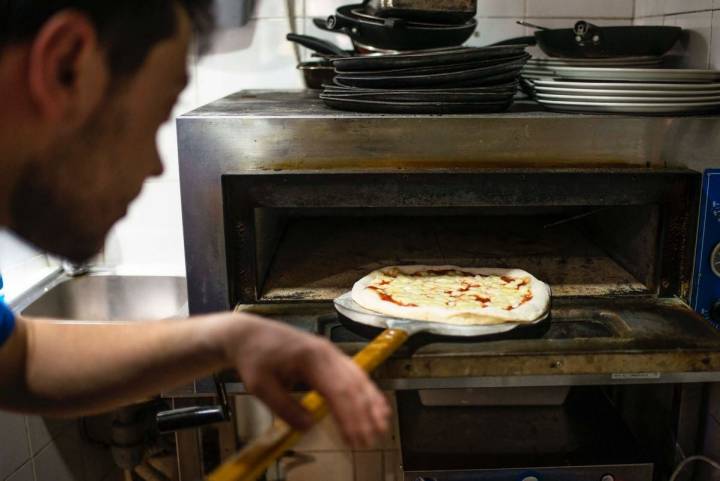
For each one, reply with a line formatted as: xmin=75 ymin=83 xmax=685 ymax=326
xmin=0 ymin=1 xmax=389 ymax=449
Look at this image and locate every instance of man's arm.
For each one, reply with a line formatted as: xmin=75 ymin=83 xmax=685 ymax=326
xmin=0 ymin=313 xmax=389 ymax=448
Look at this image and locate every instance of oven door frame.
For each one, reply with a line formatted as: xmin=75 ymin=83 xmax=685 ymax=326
xmin=219 ymin=168 xmax=699 ymax=307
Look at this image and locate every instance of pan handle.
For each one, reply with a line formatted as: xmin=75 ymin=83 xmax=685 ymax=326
xmin=205 ymin=328 xmax=410 ymax=481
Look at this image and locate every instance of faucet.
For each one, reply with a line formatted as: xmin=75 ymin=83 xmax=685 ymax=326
xmin=61 ymin=260 xmax=91 ymax=277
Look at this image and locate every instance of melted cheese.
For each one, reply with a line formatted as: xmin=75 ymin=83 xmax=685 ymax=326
xmin=369 ymin=268 xmax=532 ymax=311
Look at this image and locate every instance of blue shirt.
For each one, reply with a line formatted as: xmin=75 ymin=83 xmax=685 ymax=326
xmin=0 ymin=301 xmax=15 ymax=346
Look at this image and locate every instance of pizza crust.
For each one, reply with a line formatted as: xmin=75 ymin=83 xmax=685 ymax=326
xmin=351 ymin=265 xmax=551 ymax=326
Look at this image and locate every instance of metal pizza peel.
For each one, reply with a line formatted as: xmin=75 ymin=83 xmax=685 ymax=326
xmin=208 ymin=292 xmax=549 ymax=481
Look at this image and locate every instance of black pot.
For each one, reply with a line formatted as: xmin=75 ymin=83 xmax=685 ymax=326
xmin=496 ymin=21 xmax=682 ymax=59
xmin=317 ymin=4 xmax=477 ymax=51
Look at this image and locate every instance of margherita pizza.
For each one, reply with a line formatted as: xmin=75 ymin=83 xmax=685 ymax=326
xmin=351 ymin=265 xmax=551 ymax=325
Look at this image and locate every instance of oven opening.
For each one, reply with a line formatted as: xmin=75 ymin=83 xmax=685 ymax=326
xmin=252 ymin=205 xmax=660 ymax=303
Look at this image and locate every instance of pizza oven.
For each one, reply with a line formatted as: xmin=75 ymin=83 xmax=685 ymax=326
xmin=176 ymin=91 xmax=720 ymax=481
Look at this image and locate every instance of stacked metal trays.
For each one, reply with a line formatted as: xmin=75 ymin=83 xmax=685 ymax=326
xmin=320 ymin=45 xmax=529 ymax=114
xmin=531 ymin=68 xmax=720 ymax=114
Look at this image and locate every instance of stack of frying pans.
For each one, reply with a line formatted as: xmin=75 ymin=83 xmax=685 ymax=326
xmin=320 ymin=45 xmax=530 ymax=114
xmin=315 ymin=1 xmax=478 ymax=52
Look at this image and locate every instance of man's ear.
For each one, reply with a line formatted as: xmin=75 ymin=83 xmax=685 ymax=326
xmin=27 ymin=11 xmax=108 ymax=130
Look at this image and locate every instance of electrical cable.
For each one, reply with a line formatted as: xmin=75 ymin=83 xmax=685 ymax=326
xmin=669 ymin=455 xmax=720 ymax=481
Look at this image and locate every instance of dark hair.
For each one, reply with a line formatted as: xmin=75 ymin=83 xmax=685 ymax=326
xmin=0 ymin=1 xmax=213 ymax=77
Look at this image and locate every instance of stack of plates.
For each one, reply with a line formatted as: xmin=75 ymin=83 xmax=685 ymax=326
xmin=522 ymin=56 xmax=664 ymax=82
xmin=534 ymin=78 xmax=720 ymax=114
xmin=320 ymin=45 xmax=529 ymax=114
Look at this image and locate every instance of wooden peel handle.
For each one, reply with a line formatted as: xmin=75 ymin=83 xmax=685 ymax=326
xmin=206 ymin=328 xmax=410 ymax=481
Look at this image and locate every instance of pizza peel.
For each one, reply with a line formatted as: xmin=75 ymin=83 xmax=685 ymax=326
xmin=208 ymin=293 xmax=549 ymax=481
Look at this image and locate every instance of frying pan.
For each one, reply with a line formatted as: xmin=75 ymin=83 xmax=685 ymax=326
xmin=286 ymin=33 xmax=348 ymax=56
xmin=496 ymin=20 xmax=682 ymax=59
xmin=316 ymin=4 xmax=477 ymax=51
xmin=207 ymin=292 xmax=550 ymax=481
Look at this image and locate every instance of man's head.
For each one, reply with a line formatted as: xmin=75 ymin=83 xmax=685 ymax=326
xmin=0 ymin=1 xmax=212 ymax=262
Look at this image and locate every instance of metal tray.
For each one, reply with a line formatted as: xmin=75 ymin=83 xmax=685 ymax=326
xmin=320 ymin=95 xmax=513 ymax=114
xmin=534 ymin=86 xmax=720 ymax=97
xmin=552 ymin=67 xmax=720 ymax=83
xmin=333 ymin=291 xmax=547 ymax=338
xmin=537 ymin=98 xmax=720 ymax=114
xmin=536 ymin=93 xmax=720 ymax=103
xmin=527 ymin=56 xmax=663 ymax=67
xmin=331 ymin=45 xmax=527 ymax=71
xmin=534 ymin=79 xmax=720 ymax=91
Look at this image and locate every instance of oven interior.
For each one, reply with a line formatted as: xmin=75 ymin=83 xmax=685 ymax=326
xmin=251 ymin=205 xmax=661 ymax=304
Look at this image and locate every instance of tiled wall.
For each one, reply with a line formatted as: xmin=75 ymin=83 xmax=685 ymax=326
xmin=634 ymin=0 xmax=720 ymax=68
xmin=0 ymin=230 xmax=56 ymax=304
xmin=102 ymin=0 xmax=635 ymax=274
xmin=0 ymin=412 xmax=116 ymax=481
xmin=236 ymin=393 xmax=401 ymax=481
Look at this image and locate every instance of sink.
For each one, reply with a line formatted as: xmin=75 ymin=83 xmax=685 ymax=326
xmin=16 ymin=273 xmax=188 ymax=321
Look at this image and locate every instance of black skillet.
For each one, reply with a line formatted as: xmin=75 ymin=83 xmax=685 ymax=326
xmin=496 ymin=20 xmax=682 ymax=59
xmin=286 ymin=33 xmax=349 ymax=56
xmin=333 ymin=57 xmax=527 ymax=88
xmin=316 ymin=4 xmax=477 ymax=51
xmin=319 ymin=96 xmax=514 ymax=114
xmin=333 ymin=52 xmax=530 ymax=75
xmin=331 ymin=45 xmax=527 ymax=71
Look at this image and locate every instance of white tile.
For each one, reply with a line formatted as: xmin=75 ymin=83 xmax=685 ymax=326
xmin=33 ymin=428 xmax=85 ymax=481
xmin=250 ymin=0 xmax=304 ymax=19
xmin=301 ymin=17 xmax=354 ymax=61
xmin=711 ymin=10 xmax=720 ymax=69
xmin=195 ymin=19 xmax=304 ymax=106
xmin=305 ymin=0 xmax=347 ymax=17
xmin=282 ymin=451 xmax=354 ymax=481
xmin=103 ymin=181 xmax=185 ymax=271
xmin=234 ymin=396 xmax=273 ymax=440
xmin=525 ymin=0 xmax=634 ymax=18
xmin=382 ymin=450 xmax=401 ymax=481
xmin=354 ymin=451 xmax=383 ymax=481
xmin=635 ymin=0 xmax=664 ymax=18
xmin=664 ymin=0 xmax=713 ymax=15
xmin=634 ymin=15 xmax=665 ymax=26
xmin=0 ymin=412 xmax=31 ymax=479
xmin=476 ymin=0 xmax=525 ymax=18
xmin=294 ymin=416 xmax=348 ymax=451
xmin=467 ymin=17 xmax=526 ymax=47
xmin=1 ymin=255 xmax=55 ymax=305
xmin=26 ymin=417 xmax=74 ymax=455
xmin=0 ymin=229 xmax=42 ymax=271
xmin=6 ymin=462 xmax=34 ymax=481
xmin=716 ymin=0 xmax=720 ymax=10
xmin=665 ymin=11 xmax=712 ymax=68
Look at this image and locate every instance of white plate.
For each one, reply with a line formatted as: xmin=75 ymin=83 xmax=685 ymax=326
xmin=537 ymin=99 xmax=720 ymax=114
xmin=528 ymin=59 xmax=663 ymax=68
xmin=534 ymin=86 xmax=720 ymax=97
xmin=530 ymin=55 xmax=661 ymax=64
xmin=534 ymin=79 xmax=720 ymax=91
xmin=552 ymin=67 xmax=720 ymax=83
xmin=536 ymin=93 xmax=720 ymax=103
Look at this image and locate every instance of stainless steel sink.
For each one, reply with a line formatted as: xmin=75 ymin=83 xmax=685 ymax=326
xmin=14 ymin=271 xmax=188 ymax=321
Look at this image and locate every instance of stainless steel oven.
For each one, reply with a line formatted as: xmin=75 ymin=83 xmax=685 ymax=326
xmin=175 ymin=91 xmax=720 ymax=481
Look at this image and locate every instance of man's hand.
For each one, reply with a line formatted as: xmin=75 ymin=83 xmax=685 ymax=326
xmin=223 ymin=314 xmax=391 ymax=448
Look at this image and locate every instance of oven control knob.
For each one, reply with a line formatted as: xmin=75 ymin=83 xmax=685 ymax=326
xmin=521 ymin=477 xmax=539 ymax=481
xmin=601 ymin=475 xmax=615 ymax=481
xmin=711 ymin=300 xmax=720 ymax=323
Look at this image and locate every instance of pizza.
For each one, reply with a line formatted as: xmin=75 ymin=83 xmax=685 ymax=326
xmin=351 ymin=265 xmax=551 ymax=326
